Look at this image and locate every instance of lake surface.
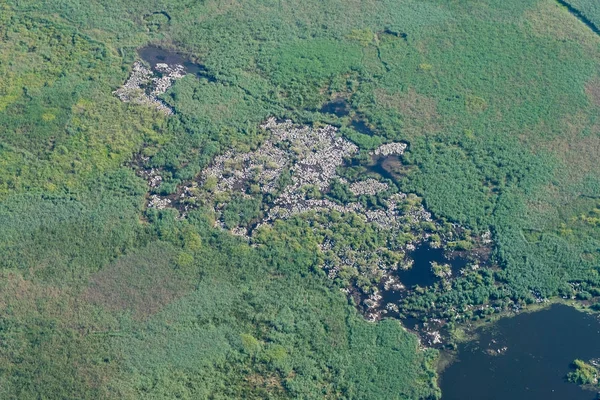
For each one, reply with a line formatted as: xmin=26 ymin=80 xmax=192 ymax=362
xmin=441 ymin=304 xmax=600 ymax=400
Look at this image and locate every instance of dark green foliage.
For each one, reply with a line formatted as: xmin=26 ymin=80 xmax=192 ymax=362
xmin=222 ymin=196 xmax=263 ymax=229
xmin=567 ymin=359 xmax=599 ymax=386
xmin=327 ymin=179 xmax=355 ymax=204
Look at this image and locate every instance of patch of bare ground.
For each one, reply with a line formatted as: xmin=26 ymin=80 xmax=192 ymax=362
xmin=245 ymin=373 xmax=284 ymax=391
xmin=0 ymin=271 xmax=64 ymax=315
xmin=530 ymin=80 xmax=600 ymax=199
xmin=548 ymin=112 xmax=600 ymax=179
xmin=374 ymin=88 xmax=440 ymax=136
xmin=585 ymin=78 xmax=600 ymax=107
xmin=82 ymin=242 xmax=192 ymax=320
xmin=0 ymin=271 xmax=127 ymax=335
xmin=525 ymin=183 xmax=563 ymax=218
xmin=525 ymin=111 xmax=600 ymax=223
xmin=0 ymin=271 xmax=120 ymax=392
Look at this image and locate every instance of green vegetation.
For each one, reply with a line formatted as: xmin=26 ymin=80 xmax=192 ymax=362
xmin=1 ymin=0 xmax=600 ymax=397
xmin=563 ymin=0 xmax=600 ymax=29
xmin=567 ymin=359 xmax=599 ymax=386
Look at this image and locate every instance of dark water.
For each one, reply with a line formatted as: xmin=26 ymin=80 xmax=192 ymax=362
xmin=441 ymin=304 xmax=600 ymax=400
xmin=399 ymin=244 xmax=468 ymax=289
xmin=362 ymin=155 xmax=404 ymax=182
xmin=382 ymin=28 xmax=408 ymax=41
xmin=137 ymin=46 xmax=214 ymax=80
xmin=377 ymin=242 xmax=471 ymax=318
xmin=145 ymin=11 xmax=171 ymax=21
xmin=351 ymin=119 xmax=375 ymax=135
xmin=320 ymin=99 xmax=350 ymax=117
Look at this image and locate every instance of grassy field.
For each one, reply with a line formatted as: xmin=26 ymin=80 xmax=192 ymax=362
xmin=562 ymin=0 xmax=600 ymax=30
xmin=1 ymin=0 xmax=600 ymax=398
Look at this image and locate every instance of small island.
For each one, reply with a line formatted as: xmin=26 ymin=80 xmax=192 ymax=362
xmin=568 ymin=359 xmax=599 ymax=385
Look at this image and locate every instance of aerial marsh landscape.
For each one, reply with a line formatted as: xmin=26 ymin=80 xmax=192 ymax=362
xmin=1 ymin=0 xmax=600 ymax=398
